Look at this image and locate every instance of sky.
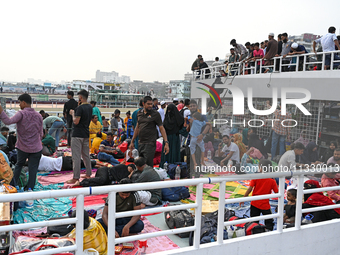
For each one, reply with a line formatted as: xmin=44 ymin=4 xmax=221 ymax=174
xmin=0 ymin=0 xmax=339 ymax=84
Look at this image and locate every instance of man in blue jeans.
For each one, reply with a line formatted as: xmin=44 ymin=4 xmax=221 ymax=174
xmin=97 ymin=132 xmax=120 ymax=166
xmin=43 ymin=116 xmax=67 ymax=147
xmin=271 ymin=108 xmax=292 ymax=160
xmin=98 ymin=178 xmax=144 ymax=237
xmin=0 ymin=94 xmax=43 ymax=190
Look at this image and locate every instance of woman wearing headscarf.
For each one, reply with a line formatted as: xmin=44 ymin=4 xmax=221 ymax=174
xmin=321 ymin=141 xmax=337 ymax=163
xmin=248 ymin=128 xmax=268 ymax=159
xmin=293 ymin=130 xmax=309 ymax=147
xmin=242 ymin=128 xmax=249 ymax=146
xmin=303 ymin=180 xmax=340 ymax=223
xmin=160 ymin=104 xmax=184 ymax=167
xmin=300 ymin=142 xmax=321 ymax=165
xmin=231 ymin=133 xmax=247 ymax=160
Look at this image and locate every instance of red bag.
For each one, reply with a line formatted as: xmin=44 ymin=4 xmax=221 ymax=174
xmin=118 ymin=141 xmax=128 ymax=153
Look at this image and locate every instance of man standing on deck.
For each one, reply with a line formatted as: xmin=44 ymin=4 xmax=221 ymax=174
xmin=263 ymin=33 xmax=278 ymax=68
xmin=230 ymin=39 xmax=248 ymax=61
xmin=129 ymin=96 xmax=169 ymax=167
xmin=63 ymin=91 xmax=78 ymax=147
xmin=191 ymin=55 xmax=202 ymax=71
xmin=131 ymin=99 xmax=143 ymax=150
xmin=0 ymin=94 xmax=43 ymax=190
xmin=67 ymin=90 xmax=93 ymax=184
xmin=313 ymin=26 xmax=340 ymax=70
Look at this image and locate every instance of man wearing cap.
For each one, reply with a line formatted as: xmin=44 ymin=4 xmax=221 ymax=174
xmin=111 ymin=109 xmax=125 ymax=135
xmin=285 ymin=43 xmax=307 ymax=71
xmin=173 ymin=98 xmax=179 ymax=106
xmin=313 ymin=26 xmax=340 ymax=70
xmin=263 ymin=33 xmax=278 ymax=68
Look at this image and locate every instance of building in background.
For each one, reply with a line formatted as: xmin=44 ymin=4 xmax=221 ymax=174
xmin=95 ymin=70 xmax=130 ymax=83
xmin=289 ymin=33 xmax=321 ymax=53
xmin=168 ymin=80 xmax=191 ymax=100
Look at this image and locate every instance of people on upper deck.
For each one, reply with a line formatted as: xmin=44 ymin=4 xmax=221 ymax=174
xmin=199 ymin=58 xmax=210 ymax=79
xmin=313 ymin=26 xmax=340 ymax=70
xmin=230 ymin=39 xmax=248 ymax=61
xmin=263 ymin=32 xmax=278 ymax=70
xmin=191 ymin=54 xmax=202 ymax=71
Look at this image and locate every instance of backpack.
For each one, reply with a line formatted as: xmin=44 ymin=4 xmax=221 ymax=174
xmin=167 ymin=162 xmax=188 ymax=179
xmin=179 ymin=107 xmax=188 ymax=117
xmin=161 ymin=186 xmax=190 ymax=202
xmin=112 ymin=149 xmax=125 ymax=159
xmin=227 ymin=215 xmax=266 ymax=237
xmin=189 ymin=208 xmax=235 ymax=245
xmin=164 ymin=210 xmax=194 ymax=238
xmin=47 ymin=217 xmax=74 ymax=236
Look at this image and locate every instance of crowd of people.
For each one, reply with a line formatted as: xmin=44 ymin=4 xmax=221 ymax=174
xmin=192 ymin=26 xmax=340 ymax=77
xmin=1 ymin=87 xmax=340 ymax=243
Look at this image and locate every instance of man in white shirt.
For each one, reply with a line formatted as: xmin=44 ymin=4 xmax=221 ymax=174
xmin=157 ymin=101 xmax=166 ymax=137
xmin=214 ymin=135 xmax=240 ymax=166
xmin=313 ymin=26 xmax=340 ymax=70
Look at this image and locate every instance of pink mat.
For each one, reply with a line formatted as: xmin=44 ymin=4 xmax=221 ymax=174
xmin=118 ymin=216 xmax=179 ymax=254
xmin=38 ymin=170 xmax=97 ymax=188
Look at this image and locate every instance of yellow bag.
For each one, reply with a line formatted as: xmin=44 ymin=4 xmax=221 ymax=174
xmin=68 ymin=217 xmax=107 ymax=255
xmin=0 ymin=153 xmax=13 ymax=184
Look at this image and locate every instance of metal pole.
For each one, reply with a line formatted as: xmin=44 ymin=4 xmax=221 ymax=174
xmin=193 ymin=183 xmax=203 ymax=249
xmin=277 ymin=177 xmax=285 ymax=233
xmin=75 ymin=194 xmax=84 ymax=255
xmin=217 ymin=181 xmax=226 ymax=244
xmin=316 ymin=101 xmax=322 ymax=144
xmin=294 ymin=174 xmax=304 ymax=230
xmin=107 ymin=191 xmax=116 ymax=254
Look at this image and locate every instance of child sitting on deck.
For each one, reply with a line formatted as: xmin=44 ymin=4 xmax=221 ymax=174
xmin=240 ymin=159 xmax=278 ymax=230
xmin=284 ymin=189 xmax=297 ymax=224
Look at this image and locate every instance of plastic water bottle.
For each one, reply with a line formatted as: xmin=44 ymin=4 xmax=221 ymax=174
xmin=16 ymin=186 xmax=26 ymax=208
xmin=26 ymin=188 xmax=34 ymax=208
xmin=175 ymin=165 xmax=181 ymax=180
xmin=132 ymin=149 xmax=139 ymax=159
xmin=207 ymin=150 xmax=212 ymax=160
xmin=302 ymin=214 xmax=314 ymax=224
xmin=163 ymin=161 xmax=168 ymax=172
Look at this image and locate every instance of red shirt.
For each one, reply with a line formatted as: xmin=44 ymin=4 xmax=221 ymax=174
xmin=249 ymin=178 xmax=278 ymax=210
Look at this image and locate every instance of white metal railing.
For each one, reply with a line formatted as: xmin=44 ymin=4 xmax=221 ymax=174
xmin=1 ymin=167 xmax=340 ymax=254
xmin=194 ymin=50 xmax=340 ymax=80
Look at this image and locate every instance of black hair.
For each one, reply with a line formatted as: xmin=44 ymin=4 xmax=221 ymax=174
xmin=193 ymin=111 xmax=202 ymax=120
xmin=127 ymin=164 xmax=136 ymax=171
xmin=230 ymin=39 xmax=236 ymax=45
xmin=230 ymin=48 xmax=235 ymax=51
xmin=96 ymin=132 xmax=102 ymax=138
xmin=102 ymin=116 xmax=105 ymax=120
xmin=126 ymin=111 xmax=131 ymax=115
xmin=282 ymin=32 xmax=288 ymax=37
xmin=106 ymin=132 xmax=113 ymax=137
xmin=119 ymin=178 xmax=133 ymax=194
xmin=153 ymin=98 xmax=158 ymax=101
xmin=134 ymin=157 xmax=146 ymax=167
xmin=287 ymin=189 xmax=297 ymax=198
xmin=139 ymin=99 xmax=143 ymax=107
xmin=278 ymin=34 xmax=282 ymax=39
xmin=184 ymin=99 xmax=190 ymax=106
xmin=67 ymin=91 xmax=74 ymax=97
xmin=91 ymin=115 xmax=97 ymax=119
xmin=245 ymin=42 xmax=250 ymax=46
xmin=294 ymin=142 xmax=305 ymax=150
xmin=180 ymin=100 xmax=184 ymax=103
xmin=330 ymin=141 xmax=338 ymax=147
xmin=143 ymin=96 xmax=152 ymax=104
xmin=198 ymin=54 xmax=202 ymax=58
xmin=43 ymin=129 xmax=46 ymax=135
xmin=18 ymin=94 xmax=32 ymax=104
xmin=329 ymin=26 xmax=336 ymax=33
xmin=222 ymin=135 xmax=230 ymax=139
xmin=39 ymin=110 xmax=45 ymax=114
xmin=254 ymin=42 xmax=260 ymax=47
xmin=215 ymin=57 xmax=219 ymax=61
xmin=265 ymin=40 xmax=268 ymax=43
xmin=334 ymin=148 xmax=340 ymax=152
xmin=115 ymin=109 xmax=120 ymax=114
xmin=1 ymin=127 xmax=9 ymax=132
xmin=261 ymin=41 xmax=264 ymax=45
xmin=71 ymin=210 xmax=90 ymax=230
xmin=190 ymin=99 xmax=197 ymax=105
xmin=90 ymin=101 xmax=96 ymax=106
xmin=259 ymin=159 xmax=272 ymax=172
xmin=77 ymin=89 xmax=89 ymax=99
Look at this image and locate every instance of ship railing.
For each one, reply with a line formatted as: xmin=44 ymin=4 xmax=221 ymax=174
xmin=195 ymin=50 xmax=340 ymax=80
xmin=1 ymin=167 xmax=340 ymax=254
